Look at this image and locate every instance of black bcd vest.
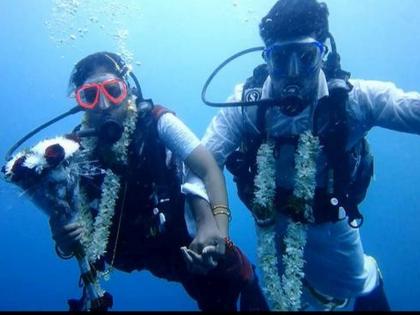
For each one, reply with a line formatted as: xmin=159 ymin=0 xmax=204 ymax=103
xmin=81 ymin=105 xmax=189 ymax=272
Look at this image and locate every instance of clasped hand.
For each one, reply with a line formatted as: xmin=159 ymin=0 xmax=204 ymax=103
xmin=181 ymin=224 xmax=226 ymax=275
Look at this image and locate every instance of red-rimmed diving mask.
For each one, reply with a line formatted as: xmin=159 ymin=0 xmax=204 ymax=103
xmin=75 ymin=78 xmax=128 ymax=110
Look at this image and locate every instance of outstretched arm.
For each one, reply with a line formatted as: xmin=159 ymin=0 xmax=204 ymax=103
xmin=351 ymin=79 xmax=420 ymax=135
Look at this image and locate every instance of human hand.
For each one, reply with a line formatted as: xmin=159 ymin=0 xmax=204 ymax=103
xmin=181 ymin=225 xmax=226 ymax=275
xmin=49 ymin=215 xmax=84 ymax=256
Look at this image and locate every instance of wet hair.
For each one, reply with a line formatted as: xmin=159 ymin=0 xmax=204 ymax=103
xmin=68 ymin=52 xmax=128 ymax=93
xmin=259 ymin=0 xmax=330 ymax=46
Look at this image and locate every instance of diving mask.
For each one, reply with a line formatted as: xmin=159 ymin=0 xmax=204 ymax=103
xmin=75 ymin=78 xmax=128 ymax=110
xmin=263 ymin=37 xmax=327 ymax=79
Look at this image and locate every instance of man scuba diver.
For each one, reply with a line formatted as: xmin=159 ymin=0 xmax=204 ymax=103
xmin=198 ymin=0 xmax=420 ymax=311
xmin=3 ymin=52 xmax=269 ymax=311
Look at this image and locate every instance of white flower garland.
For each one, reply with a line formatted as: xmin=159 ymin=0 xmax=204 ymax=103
xmin=280 ymin=221 xmax=307 ymax=311
xmin=254 ymin=131 xmax=320 ymax=311
xmin=111 ymin=98 xmax=138 ymax=165
xmin=85 ymin=169 xmax=121 ymax=262
xmin=256 ymin=225 xmax=285 ymax=311
xmin=294 ymin=131 xmax=320 ymax=224
xmin=75 ymin=190 xmax=94 ymax=256
xmin=252 ymin=141 xmax=277 ymax=223
xmin=78 ymin=98 xmax=138 ymax=264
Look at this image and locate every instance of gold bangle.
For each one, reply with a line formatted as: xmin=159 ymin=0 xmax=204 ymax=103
xmin=211 ymin=204 xmax=232 ymax=221
xmin=212 ymin=206 xmax=230 ymax=215
xmin=212 ymin=209 xmax=232 ymax=222
xmin=213 ymin=209 xmax=230 ymax=216
xmin=211 ymin=204 xmax=229 ymax=211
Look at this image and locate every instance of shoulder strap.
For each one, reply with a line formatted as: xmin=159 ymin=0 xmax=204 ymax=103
xmin=315 ymin=81 xmax=367 ymax=227
xmin=241 ymin=64 xmax=269 ymax=103
xmin=131 ymin=104 xmax=178 ymax=187
xmin=240 ymin=65 xmax=270 ymax=157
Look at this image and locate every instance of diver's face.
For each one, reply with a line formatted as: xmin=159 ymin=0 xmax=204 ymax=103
xmin=264 ymin=36 xmax=325 ymax=116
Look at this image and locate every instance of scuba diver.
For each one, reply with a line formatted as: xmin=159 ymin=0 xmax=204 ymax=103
xmin=2 ymin=52 xmax=269 ymax=311
xmin=197 ymin=0 xmax=420 ymax=311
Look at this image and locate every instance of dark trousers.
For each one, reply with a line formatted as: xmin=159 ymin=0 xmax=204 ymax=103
xmin=353 ymin=276 xmax=390 ymax=311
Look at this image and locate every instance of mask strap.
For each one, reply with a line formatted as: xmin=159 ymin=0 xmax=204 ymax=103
xmin=103 ymin=53 xmax=145 ymax=102
xmin=323 ymin=33 xmax=351 ymax=82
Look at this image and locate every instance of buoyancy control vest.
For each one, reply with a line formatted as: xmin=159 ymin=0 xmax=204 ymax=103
xmin=226 ymin=65 xmax=374 ymax=228
xmin=81 ymin=105 xmax=190 ymax=272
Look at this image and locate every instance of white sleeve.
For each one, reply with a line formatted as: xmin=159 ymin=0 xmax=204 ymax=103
xmin=350 ymin=79 xmax=420 ymax=135
xmin=184 ymin=105 xmax=244 ymax=202
xmin=157 ymin=113 xmax=200 ymax=161
xmin=202 ymin=106 xmax=245 ymax=169
xmin=156 ymin=112 xmax=209 ymax=201
xmin=201 ymin=83 xmax=247 ymax=168
xmin=181 ymin=169 xmax=209 ymax=202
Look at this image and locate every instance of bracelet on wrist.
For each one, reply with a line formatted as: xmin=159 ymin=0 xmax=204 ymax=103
xmin=55 ymin=244 xmax=75 ymax=260
xmin=211 ymin=204 xmax=232 ymax=221
xmin=224 ymin=237 xmax=235 ymax=250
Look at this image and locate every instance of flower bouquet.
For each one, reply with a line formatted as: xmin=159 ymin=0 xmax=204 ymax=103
xmin=1 ymin=135 xmax=113 ymax=311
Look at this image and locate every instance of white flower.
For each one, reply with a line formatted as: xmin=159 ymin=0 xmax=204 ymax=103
xmin=253 ymin=141 xmax=276 ymax=219
xmin=256 ymin=224 xmax=285 ymax=311
xmin=32 ymin=137 xmax=80 ymax=159
xmin=5 ymin=137 xmax=80 ymax=178
xmin=23 ymin=153 xmax=47 ymax=174
xmin=86 ymin=170 xmax=121 ymax=262
xmin=4 ymin=151 xmax=25 ymax=177
xmin=111 ymin=99 xmax=137 ymax=165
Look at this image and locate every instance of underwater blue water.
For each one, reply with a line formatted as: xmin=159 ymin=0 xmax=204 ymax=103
xmin=0 ymin=0 xmax=420 ymax=311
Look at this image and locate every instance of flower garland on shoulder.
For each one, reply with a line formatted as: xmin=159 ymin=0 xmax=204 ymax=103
xmin=254 ymin=130 xmax=320 ymax=311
